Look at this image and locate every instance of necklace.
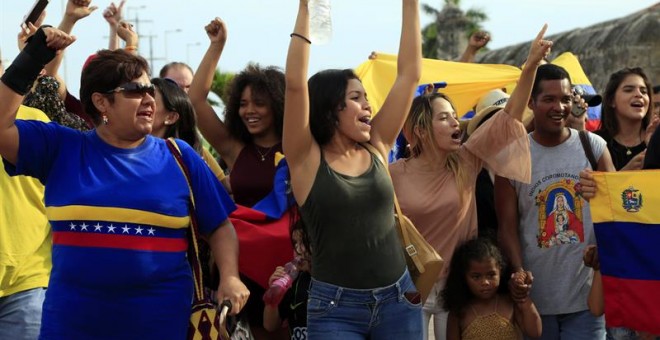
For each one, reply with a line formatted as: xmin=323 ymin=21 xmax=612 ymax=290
xmin=255 ymin=144 xmax=274 ymax=161
xmin=616 ymin=136 xmax=642 ymax=156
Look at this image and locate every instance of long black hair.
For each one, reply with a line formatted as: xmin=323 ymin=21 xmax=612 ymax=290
xmin=152 ymin=77 xmax=202 ymax=154
xmin=307 ymin=69 xmax=360 ymax=145
xmin=598 ymin=67 xmax=653 ymax=138
xmin=441 ymin=238 xmax=509 ymax=315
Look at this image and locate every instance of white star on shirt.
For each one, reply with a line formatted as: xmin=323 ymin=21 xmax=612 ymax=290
xmin=107 ymin=224 xmax=116 ymax=233
xmin=80 ymin=223 xmax=89 ymax=231
xmin=69 ymin=223 xmax=77 ymax=231
xmin=122 ymin=225 xmax=131 ymax=234
xmin=94 ymin=223 xmax=103 ymax=232
xmin=147 ymin=228 xmax=155 ymax=235
xmin=135 ymin=226 xmax=143 ymax=235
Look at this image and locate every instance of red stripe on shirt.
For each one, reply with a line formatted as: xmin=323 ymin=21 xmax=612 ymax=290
xmin=53 ymin=231 xmax=188 ymax=252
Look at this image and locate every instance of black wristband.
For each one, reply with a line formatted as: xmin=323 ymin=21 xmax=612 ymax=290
xmin=1 ymin=26 xmax=57 ymax=96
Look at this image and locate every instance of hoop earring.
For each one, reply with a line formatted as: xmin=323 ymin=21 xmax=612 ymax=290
xmin=102 ymin=115 xmax=109 ymax=125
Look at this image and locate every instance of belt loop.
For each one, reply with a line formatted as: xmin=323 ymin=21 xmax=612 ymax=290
xmin=396 ymin=278 xmax=403 ymax=302
xmin=334 ymin=287 xmax=343 ymax=305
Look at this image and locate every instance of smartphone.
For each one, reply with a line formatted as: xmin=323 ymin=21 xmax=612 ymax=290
xmin=22 ymin=0 xmax=50 ymax=30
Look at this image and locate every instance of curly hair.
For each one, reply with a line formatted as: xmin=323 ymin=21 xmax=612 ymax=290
xmin=308 ymin=69 xmax=360 ymax=145
xmin=598 ymin=67 xmax=653 ymax=138
xmin=80 ymin=49 xmax=150 ymax=126
xmin=223 ymin=64 xmax=285 ymax=144
xmin=441 ymin=238 xmax=509 ymax=315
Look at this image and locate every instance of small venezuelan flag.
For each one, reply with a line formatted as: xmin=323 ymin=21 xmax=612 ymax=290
xmin=591 ymin=170 xmax=660 ymax=334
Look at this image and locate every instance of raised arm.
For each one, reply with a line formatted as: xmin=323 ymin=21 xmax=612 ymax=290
xmin=188 ymin=18 xmax=240 ymax=164
xmin=116 ymin=21 xmax=139 ymax=55
xmin=102 ymin=0 xmax=125 ymax=50
xmin=44 ymin=0 xmax=97 ymax=100
xmin=369 ymin=0 xmax=421 ymax=158
xmin=503 ymin=25 xmax=552 ymax=122
xmin=0 ymin=27 xmax=75 ymax=164
xmin=457 ymin=30 xmax=490 ymax=63
xmin=282 ymin=0 xmax=314 ymax=166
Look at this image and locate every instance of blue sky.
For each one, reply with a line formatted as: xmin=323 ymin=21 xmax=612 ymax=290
xmin=1 ymin=0 xmax=656 ymax=96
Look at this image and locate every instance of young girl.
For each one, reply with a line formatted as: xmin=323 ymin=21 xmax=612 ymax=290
xmin=263 ymin=221 xmax=312 ymax=339
xmin=442 ymin=238 xmax=541 ymax=340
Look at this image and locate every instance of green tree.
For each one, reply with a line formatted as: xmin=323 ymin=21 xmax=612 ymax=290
xmin=421 ymin=0 xmax=488 ymax=59
xmin=209 ymin=69 xmax=235 ymax=106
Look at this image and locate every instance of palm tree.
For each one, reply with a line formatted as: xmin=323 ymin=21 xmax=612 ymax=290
xmin=421 ymin=0 xmax=488 ymax=59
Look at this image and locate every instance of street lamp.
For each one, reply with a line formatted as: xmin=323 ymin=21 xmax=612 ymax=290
xmin=164 ymin=29 xmax=182 ymax=62
xmin=186 ymin=42 xmax=201 ymax=65
xmin=126 ymin=5 xmax=149 ymax=42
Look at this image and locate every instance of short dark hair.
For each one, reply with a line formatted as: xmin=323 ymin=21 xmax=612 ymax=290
xmin=152 ymin=77 xmax=201 ymax=153
xmin=530 ymin=64 xmax=572 ymax=101
xmin=224 ymin=64 xmax=285 ymax=144
xmin=441 ymin=238 xmax=508 ymax=315
xmin=308 ymin=69 xmax=359 ymax=145
xmin=80 ymin=49 xmax=150 ymax=125
xmin=599 ymin=67 xmax=653 ymax=137
xmin=159 ymin=62 xmax=193 ymax=78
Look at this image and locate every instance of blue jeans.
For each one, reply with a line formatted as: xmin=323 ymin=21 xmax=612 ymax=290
xmin=526 ymin=310 xmax=605 ymax=340
xmin=307 ymin=269 xmax=423 ymax=340
xmin=0 ymin=287 xmax=46 ymax=340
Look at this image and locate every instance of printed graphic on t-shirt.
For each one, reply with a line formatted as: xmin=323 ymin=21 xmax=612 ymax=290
xmin=534 ymin=178 xmax=585 ymax=248
xmin=291 ymin=326 xmax=307 ymax=340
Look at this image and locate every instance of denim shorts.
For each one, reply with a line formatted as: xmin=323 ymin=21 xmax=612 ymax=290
xmin=306 ymin=269 xmax=423 ymax=339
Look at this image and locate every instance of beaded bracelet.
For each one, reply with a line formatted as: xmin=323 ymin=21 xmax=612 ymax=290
xmin=290 ymin=33 xmax=311 ymax=44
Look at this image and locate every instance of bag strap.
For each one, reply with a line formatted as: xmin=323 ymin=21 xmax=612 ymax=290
xmin=165 ymin=138 xmax=207 ymax=302
xmin=360 ymin=142 xmax=425 ymax=273
xmin=578 ymin=130 xmax=598 ymax=170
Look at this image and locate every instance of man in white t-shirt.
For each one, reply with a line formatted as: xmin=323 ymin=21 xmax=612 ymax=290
xmin=496 ymin=64 xmax=615 ymax=340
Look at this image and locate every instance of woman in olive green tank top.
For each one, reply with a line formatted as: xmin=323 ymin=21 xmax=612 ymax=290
xmin=282 ymin=0 xmax=423 ymax=338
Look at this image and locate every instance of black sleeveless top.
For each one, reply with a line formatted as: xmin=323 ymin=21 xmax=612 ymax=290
xmin=299 ymin=146 xmax=406 ymax=288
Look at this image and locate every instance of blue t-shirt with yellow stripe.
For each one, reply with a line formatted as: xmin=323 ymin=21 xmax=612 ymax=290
xmin=4 ymin=120 xmax=236 ymax=339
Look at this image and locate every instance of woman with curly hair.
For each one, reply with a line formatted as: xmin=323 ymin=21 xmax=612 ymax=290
xmin=189 ymin=18 xmax=285 ymax=208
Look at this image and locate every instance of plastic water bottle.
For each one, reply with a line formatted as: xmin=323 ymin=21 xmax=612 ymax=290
xmin=263 ymin=260 xmax=299 ymax=306
xmin=309 ymin=0 xmax=333 ymax=45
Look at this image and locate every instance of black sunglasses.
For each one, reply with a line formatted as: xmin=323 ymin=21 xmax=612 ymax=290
xmin=105 ymin=82 xmax=155 ymax=98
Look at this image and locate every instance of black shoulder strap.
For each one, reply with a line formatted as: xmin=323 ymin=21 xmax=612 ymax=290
xmin=578 ymin=130 xmax=598 ymax=170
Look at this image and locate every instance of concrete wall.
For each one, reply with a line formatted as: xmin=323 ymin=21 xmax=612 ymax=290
xmin=475 ymin=3 xmax=660 ymax=93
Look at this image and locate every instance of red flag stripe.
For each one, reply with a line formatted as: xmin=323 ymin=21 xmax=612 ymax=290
xmin=602 ymin=275 xmax=660 ymax=334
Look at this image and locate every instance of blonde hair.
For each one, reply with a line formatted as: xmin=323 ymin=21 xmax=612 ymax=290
xmin=404 ymin=93 xmax=468 ymax=200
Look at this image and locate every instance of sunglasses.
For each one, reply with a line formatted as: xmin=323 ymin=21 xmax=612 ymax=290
xmin=105 ymin=82 xmax=155 ymax=98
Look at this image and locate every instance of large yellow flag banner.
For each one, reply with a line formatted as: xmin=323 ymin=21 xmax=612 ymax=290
xmin=355 ymin=52 xmax=595 ymax=120
xmin=355 ymin=53 xmax=521 ymax=118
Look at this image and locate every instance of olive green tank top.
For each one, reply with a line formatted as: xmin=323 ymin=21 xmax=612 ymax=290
xmin=299 ymin=146 xmax=406 ymax=288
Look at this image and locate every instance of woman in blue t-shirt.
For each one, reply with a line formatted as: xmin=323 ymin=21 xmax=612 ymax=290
xmin=0 ymin=27 xmax=249 ymax=339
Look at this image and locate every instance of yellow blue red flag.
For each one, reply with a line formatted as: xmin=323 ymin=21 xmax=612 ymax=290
xmin=591 ymin=170 xmax=660 ymax=334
